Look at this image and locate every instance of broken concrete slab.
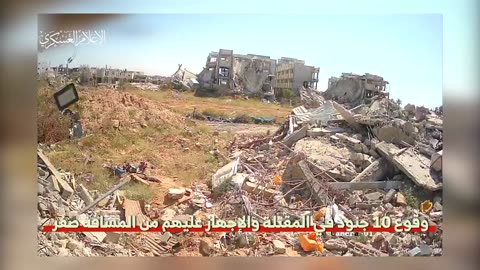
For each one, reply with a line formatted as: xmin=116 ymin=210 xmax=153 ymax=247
xmin=283 ymin=125 xmax=308 ymax=147
xmin=364 ymin=191 xmax=383 ymax=201
xmin=46 ymin=175 xmax=60 ymax=193
xmin=375 ymin=142 xmax=441 ymax=191
xmin=395 ymin=192 xmax=408 ymax=206
xmin=298 ymin=160 xmax=328 ymax=205
xmin=430 ymin=150 xmax=442 ymax=172
xmin=167 ymin=188 xmax=186 ymax=200
xmin=76 ymin=214 xmax=107 ymax=242
xmin=272 ymin=240 xmax=286 ymax=254
xmin=383 ymin=189 xmax=397 ymax=203
xmin=242 ymin=181 xmax=280 ymax=198
xmin=211 ymin=158 xmax=239 ymax=190
xmin=327 ymin=181 xmax=402 ymax=191
xmin=375 ymin=126 xmax=416 ymax=145
xmin=122 ymin=198 xmax=150 ymax=226
xmin=38 ymin=149 xmax=74 ymax=200
xmin=417 ymin=143 xmax=435 ymax=158
xmin=307 ymin=127 xmax=338 ymax=137
xmin=350 ymin=157 xmax=392 ymax=183
xmin=332 ymin=101 xmax=363 ymax=132
xmin=76 ymin=184 xmax=94 ymax=205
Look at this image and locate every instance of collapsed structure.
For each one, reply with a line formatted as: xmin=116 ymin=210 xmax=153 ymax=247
xmin=323 ymin=73 xmax=389 ymax=106
xmin=37 ymin=79 xmax=443 ymax=257
xmin=197 ymin=49 xmax=319 ymax=101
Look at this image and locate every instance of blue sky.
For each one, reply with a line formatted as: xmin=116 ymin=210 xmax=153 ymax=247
xmin=35 ymin=0 xmax=477 ymax=108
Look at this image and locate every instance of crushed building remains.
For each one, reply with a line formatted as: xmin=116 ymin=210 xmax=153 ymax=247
xmin=324 ymin=73 xmax=389 ymax=106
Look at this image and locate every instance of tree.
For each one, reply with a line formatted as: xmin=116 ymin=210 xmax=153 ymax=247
xmin=395 ymin=98 xmax=402 ymax=106
xmin=282 ymin=88 xmax=294 ymax=99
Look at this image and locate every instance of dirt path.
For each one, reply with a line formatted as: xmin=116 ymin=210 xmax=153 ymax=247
xmin=203 ymin=122 xmax=279 ymax=135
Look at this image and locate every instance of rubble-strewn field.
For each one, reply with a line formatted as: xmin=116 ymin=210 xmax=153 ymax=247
xmin=37 ymin=82 xmax=442 ymax=257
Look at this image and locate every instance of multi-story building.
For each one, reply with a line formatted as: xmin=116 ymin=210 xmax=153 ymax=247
xmin=199 ymin=49 xmax=278 ymax=99
xmin=323 ymin=72 xmax=389 ymax=105
xmin=274 ymin=57 xmax=319 ymax=95
xmin=201 ymin=49 xmax=235 ymax=88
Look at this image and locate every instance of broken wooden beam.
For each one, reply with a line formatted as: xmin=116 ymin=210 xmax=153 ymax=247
xmin=327 ymin=181 xmax=403 ymax=190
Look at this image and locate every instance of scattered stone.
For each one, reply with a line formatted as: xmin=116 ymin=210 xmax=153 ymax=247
xmin=418 ymin=244 xmax=432 ymax=256
xmin=158 ymin=232 xmax=172 ymax=244
xmin=324 ymin=239 xmax=348 ymax=251
xmin=364 ymin=192 xmax=383 ymax=201
xmin=38 ymin=183 xmax=45 ymax=195
xmin=66 ymin=239 xmax=83 ymax=251
xmin=112 ymin=120 xmax=120 ymax=128
xmin=407 ymin=247 xmax=421 ymax=256
xmin=383 ymin=189 xmax=397 ymax=203
xmin=430 ymin=150 xmax=442 ymax=172
xmin=272 ymin=240 xmax=286 ymax=254
xmin=348 ymin=194 xmax=362 ymax=208
xmin=433 ymin=201 xmax=442 ymax=211
xmin=56 ymin=232 xmax=68 ymax=240
xmin=57 ymin=247 xmax=69 ymax=256
xmin=167 ymin=188 xmax=186 ymax=200
xmin=160 ymin=208 xmax=177 ymax=223
xmin=54 ymin=239 xmax=68 ymax=248
xmin=395 ymin=192 xmax=408 ymax=206
xmin=384 ymin=234 xmax=398 ymax=246
xmin=372 ymin=233 xmax=384 ymax=243
xmin=104 ymin=232 xmax=121 ymax=243
xmin=199 ymin=238 xmax=214 ymax=256
xmin=81 ymin=246 xmax=92 ymax=256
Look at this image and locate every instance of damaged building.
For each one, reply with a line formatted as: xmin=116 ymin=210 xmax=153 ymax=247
xmin=172 ymin=64 xmax=199 ymax=90
xmin=323 ymin=73 xmax=389 ymax=106
xmin=198 ymin=49 xmax=277 ymax=99
xmin=274 ymin=57 xmax=320 ymax=96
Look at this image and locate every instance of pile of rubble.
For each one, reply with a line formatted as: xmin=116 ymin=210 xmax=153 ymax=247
xmin=38 ymin=86 xmax=443 ymax=256
xmin=37 ymin=148 xmax=133 ymax=256
xmin=177 ymin=94 xmax=443 ymax=256
xmin=79 ymin=89 xmax=184 ymax=133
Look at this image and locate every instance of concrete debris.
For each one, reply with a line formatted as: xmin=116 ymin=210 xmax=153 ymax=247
xmin=430 ymin=150 xmax=442 ymax=172
xmin=211 ymin=158 xmax=239 ymax=191
xmin=395 ymin=192 xmax=408 ymax=206
xmin=167 ymin=188 xmax=186 ymax=200
xmin=375 ymin=142 xmax=442 ymax=191
xmin=199 ymin=238 xmax=214 ymax=256
xmin=350 ymin=157 xmax=392 ymax=183
xmin=37 ymin=72 xmax=442 ymax=257
xmin=272 ymin=240 xmax=286 ymax=254
xmin=283 ymin=125 xmax=308 ymax=147
xmin=37 ymin=151 xmax=133 ymax=257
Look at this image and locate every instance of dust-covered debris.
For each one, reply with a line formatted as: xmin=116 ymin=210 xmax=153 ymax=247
xmin=37 ymin=72 xmax=442 ymax=256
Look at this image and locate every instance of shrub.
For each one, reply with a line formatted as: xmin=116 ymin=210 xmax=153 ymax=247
xmin=37 ymin=89 xmax=71 ymax=144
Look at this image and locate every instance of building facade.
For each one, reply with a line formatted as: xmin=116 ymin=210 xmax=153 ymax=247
xmin=274 ymin=57 xmax=319 ymax=95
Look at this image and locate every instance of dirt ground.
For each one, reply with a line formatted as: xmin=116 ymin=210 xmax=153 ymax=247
xmin=132 ymin=88 xmax=292 ymax=120
xmin=204 ymin=122 xmax=279 ymax=135
xmin=40 ymin=85 xmax=291 ymax=205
